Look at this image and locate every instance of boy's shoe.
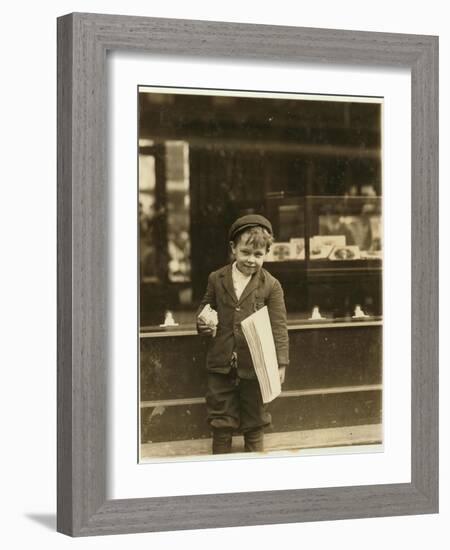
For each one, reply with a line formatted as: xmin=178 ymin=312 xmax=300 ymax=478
xmin=212 ymin=428 xmax=233 ymax=454
xmin=244 ymin=428 xmax=264 ymax=452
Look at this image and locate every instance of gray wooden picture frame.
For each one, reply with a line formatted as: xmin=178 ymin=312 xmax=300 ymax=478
xmin=57 ymin=12 xmax=439 ymax=537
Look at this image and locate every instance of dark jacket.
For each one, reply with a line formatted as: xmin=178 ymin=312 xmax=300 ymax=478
xmin=197 ymin=264 xmax=289 ymax=377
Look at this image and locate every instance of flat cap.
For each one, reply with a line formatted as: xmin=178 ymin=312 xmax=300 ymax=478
xmin=228 ymin=214 xmax=273 ymax=241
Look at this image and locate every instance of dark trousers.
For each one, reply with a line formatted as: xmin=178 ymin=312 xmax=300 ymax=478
xmin=206 ymin=370 xmax=271 ymax=454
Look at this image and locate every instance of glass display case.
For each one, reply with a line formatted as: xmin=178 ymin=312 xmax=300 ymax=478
xmin=266 ymin=194 xmax=382 ymax=262
xmin=265 ymin=194 xmax=382 ymax=322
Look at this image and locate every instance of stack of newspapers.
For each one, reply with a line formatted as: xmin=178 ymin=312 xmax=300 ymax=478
xmin=241 ymin=306 xmax=281 ymax=403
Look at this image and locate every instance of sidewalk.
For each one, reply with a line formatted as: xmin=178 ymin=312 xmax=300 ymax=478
xmin=140 ymin=423 xmax=382 ymax=460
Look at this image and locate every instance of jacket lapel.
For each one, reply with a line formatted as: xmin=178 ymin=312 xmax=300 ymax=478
xmin=220 ymin=264 xmax=237 ymax=303
xmin=238 ymin=268 xmax=264 ymax=305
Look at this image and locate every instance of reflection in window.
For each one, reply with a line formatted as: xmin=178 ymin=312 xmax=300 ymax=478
xmin=166 ymin=142 xmax=191 ymax=282
xmin=139 ymin=149 xmax=157 ymax=282
xmin=316 ymin=199 xmax=382 ymax=260
xmin=318 ymin=213 xmax=382 ymax=257
xmin=139 ymin=140 xmax=191 ymax=283
xmin=266 ymin=202 xmax=306 ymax=262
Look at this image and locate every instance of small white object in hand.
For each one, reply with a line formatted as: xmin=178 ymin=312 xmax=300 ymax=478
xmin=198 ymin=304 xmax=218 ymax=337
xmin=309 ymin=306 xmax=325 ymax=320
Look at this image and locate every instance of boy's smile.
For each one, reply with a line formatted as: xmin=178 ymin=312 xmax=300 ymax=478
xmin=230 ymin=241 xmax=268 ymax=275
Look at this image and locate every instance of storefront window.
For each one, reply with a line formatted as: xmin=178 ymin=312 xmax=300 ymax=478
xmin=138 ymin=88 xmax=382 ymax=329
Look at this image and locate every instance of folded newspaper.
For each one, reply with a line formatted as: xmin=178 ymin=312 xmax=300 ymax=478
xmin=240 ymin=306 xmax=281 ymax=403
xmin=198 ymin=304 xmax=218 ymax=337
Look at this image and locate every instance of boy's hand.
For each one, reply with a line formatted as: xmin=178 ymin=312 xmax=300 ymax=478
xmin=197 ymin=318 xmax=214 ymax=335
xmin=278 ymin=366 xmax=286 ymax=384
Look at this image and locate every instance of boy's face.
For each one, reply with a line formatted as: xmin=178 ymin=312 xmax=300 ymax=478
xmin=230 ymin=236 xmax=268 ymax=276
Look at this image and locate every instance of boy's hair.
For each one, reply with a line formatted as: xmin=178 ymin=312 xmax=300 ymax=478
xmin=233 ymin=226 xmax=274 ymax=251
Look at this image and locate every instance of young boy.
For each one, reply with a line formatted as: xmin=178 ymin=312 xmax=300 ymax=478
xmin=197 ymin=214 xmax=289 ymax=454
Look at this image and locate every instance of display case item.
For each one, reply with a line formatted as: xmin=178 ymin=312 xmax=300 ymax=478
xmin=265 ymin=195 xmax=382 ymax=319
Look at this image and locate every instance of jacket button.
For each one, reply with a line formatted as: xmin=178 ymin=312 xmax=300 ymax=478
xmin=235 ymin=306 xmax=240 ymax=311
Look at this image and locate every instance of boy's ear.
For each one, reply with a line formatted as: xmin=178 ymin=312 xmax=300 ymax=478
xmin=229 ymin=241 xmax=236 ymax=254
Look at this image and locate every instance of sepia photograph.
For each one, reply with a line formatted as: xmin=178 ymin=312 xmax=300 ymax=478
xmin=138 ymin=86 xmax=383 ymax=462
